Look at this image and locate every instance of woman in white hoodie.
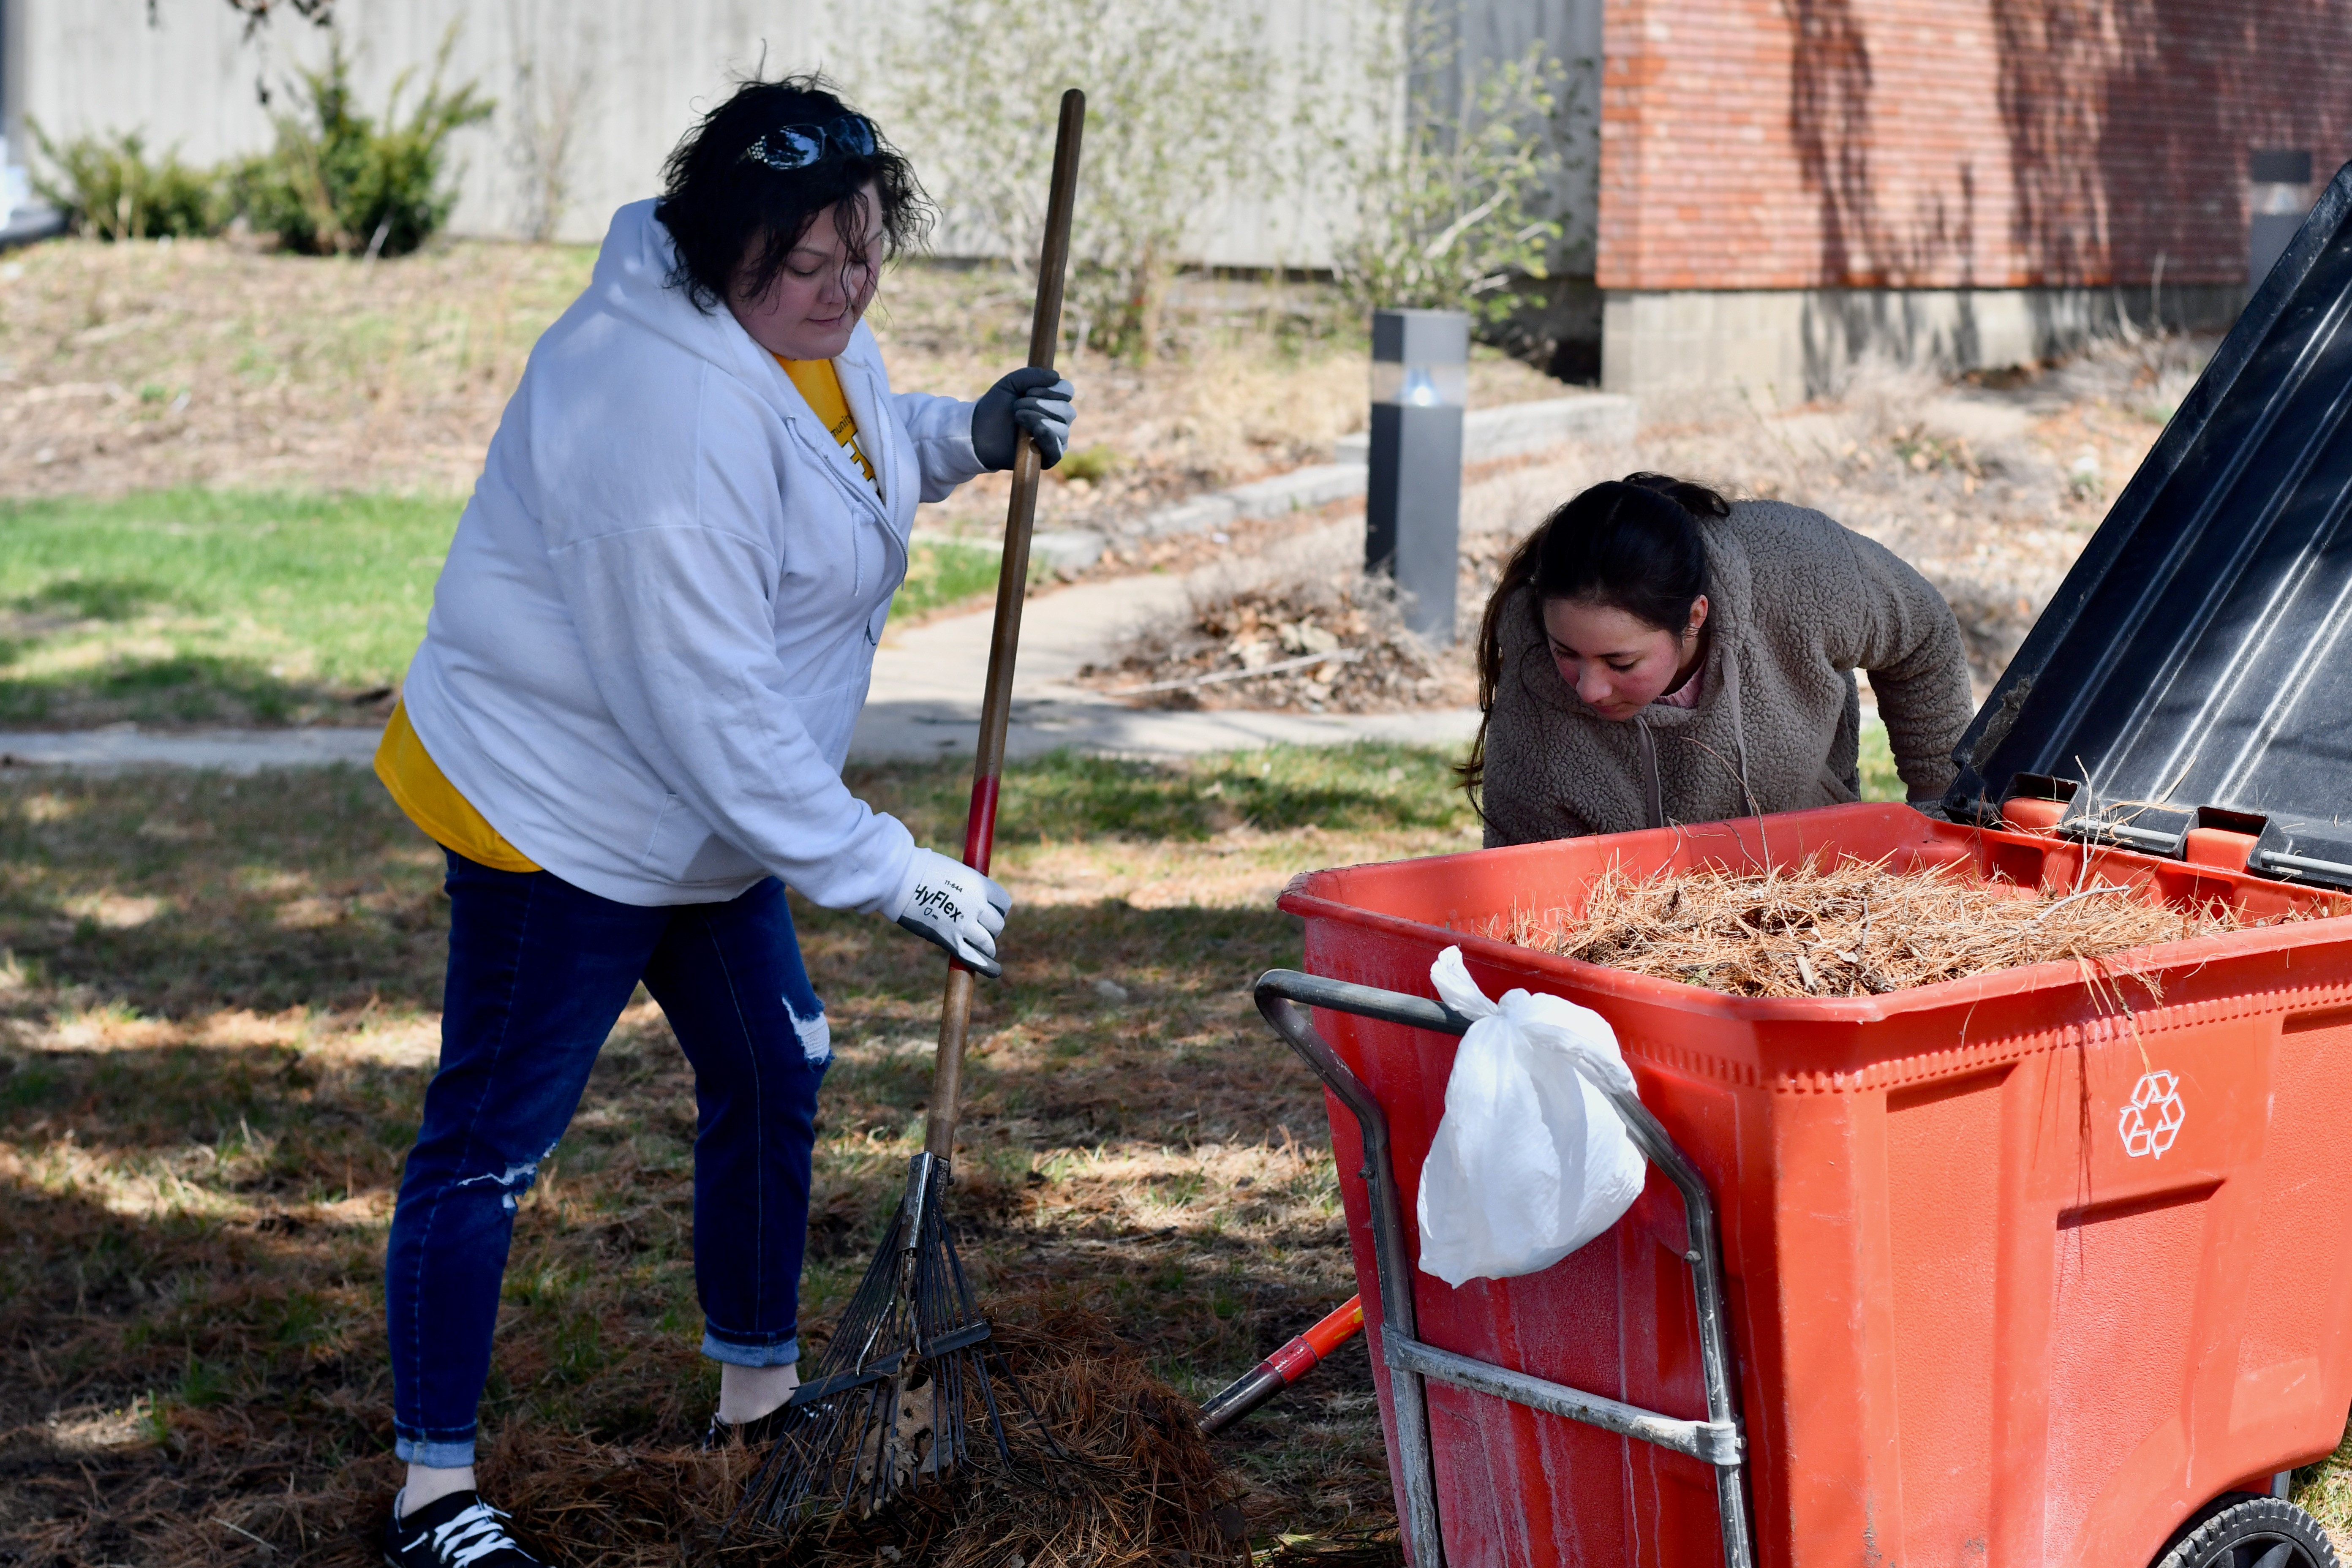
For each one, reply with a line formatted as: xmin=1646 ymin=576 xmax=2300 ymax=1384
xmin=370 ymin=77 xmax=1073 ymax=1568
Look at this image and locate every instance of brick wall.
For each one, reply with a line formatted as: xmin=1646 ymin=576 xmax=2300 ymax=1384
xmin=1598 ymin=0 xmax=2352 ymax=291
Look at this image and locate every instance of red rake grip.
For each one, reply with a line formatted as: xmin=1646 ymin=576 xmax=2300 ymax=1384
xmin=961 ymin=772 xmax=1001 ymax=874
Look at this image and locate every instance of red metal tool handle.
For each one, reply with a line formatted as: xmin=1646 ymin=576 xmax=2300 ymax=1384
xmin=1197 ymin=1295 xmax=1366 ymax=1434
xmin=923 ymin=89 xmax=1086 ymax=1162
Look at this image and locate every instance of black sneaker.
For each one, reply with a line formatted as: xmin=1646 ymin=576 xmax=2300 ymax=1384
xmin=702 ymin=1402 xmax=798 ymax=1451
xmin=382 ymin=1490 xmax=546 ymax=1568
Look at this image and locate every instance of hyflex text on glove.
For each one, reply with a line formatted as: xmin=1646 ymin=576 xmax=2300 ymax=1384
xmin=886 ymin=847 xmax=1013 ymax=977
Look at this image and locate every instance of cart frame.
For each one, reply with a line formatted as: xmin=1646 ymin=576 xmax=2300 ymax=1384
xmin=1254 ymin=969 xmax=1754 ymax=1568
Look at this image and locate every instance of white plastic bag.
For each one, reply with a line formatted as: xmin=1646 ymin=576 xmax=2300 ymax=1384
xmin=1414 ymin=947 xmax=1647 ymax=1287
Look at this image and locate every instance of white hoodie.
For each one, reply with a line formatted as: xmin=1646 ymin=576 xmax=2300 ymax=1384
xmin=398 ymin=200 xmax=985 ymax=910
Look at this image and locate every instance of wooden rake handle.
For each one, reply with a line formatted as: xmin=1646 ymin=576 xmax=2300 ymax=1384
xmin=924 ymin=88 xmax=1086 ymax=1162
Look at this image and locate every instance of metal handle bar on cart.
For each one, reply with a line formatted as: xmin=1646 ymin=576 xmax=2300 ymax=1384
xmin=1254 ymin=969 xmax=1754 ymax=1568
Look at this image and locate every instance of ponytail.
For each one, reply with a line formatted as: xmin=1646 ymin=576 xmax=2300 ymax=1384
xmin=1456 ymin=473 xmax=1731 ymax=805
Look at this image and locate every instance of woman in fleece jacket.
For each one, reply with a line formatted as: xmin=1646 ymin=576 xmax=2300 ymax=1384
xmin=367 ymin=78 xmax=1072 ymax=1568
xmin=1466 ymin=473 xmax=1974 ymax=844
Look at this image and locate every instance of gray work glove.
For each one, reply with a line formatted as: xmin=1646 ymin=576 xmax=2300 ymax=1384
xmin=885 ymin=846 xmax=1013 ymax=977
xmin=972 ymin=366 xmax=1075 ymax=471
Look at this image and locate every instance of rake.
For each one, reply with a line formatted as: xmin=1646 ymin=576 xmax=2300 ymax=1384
xmin=739 ymin=87 xmax=1087 ymax=1535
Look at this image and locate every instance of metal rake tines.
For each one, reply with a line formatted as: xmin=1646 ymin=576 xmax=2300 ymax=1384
xmin=739 ymin=1153 xmax=1076 ymax=1535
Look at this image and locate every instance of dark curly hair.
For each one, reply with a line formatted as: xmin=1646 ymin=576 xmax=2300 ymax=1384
xmin=654 ymin=74 xmax=933 ymax=314
xmin=1458 ymin=473 xmax=1733 ymax=801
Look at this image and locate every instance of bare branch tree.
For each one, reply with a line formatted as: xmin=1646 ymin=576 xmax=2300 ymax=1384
xmin=146 ymin=1 xmax=334 ymax=34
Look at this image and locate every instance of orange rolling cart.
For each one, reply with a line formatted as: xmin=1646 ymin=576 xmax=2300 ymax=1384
xmin=1251 ymin=161 xmax=2352 ymax=1568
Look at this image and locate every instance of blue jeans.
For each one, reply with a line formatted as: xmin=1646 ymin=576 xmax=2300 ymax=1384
xmin=385 ymin=852 xmax=830 ymax=1467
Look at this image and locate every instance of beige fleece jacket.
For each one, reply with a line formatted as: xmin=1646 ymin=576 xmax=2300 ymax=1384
xmin=1480 ymin=500 xmax=1973 ymax=847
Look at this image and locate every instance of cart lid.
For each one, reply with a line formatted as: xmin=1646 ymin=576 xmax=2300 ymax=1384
xmin=1947 ymin=161 xmax=2352 ymax=889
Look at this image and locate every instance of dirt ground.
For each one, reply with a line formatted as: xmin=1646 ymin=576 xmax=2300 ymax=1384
xmin=0 ymin=749 xmax=1472 ymax=1567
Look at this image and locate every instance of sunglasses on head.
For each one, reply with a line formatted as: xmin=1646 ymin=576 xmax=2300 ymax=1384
xmin=739 ymin=115 xmax=879 ymax=171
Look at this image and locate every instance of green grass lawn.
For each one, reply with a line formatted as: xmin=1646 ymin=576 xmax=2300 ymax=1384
xmin=1860 ymin=716 xmax=1902 ymax=802
xmin=0 ymin=490 xmax=456 ymax=727
xmin=0 ymin=490 xmax=1009 ymax=729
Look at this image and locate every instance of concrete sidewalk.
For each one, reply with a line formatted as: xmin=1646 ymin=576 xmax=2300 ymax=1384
xmin=852 ymin=539 xmax=1479 ymax=760
xmin=0 ymin=725 xmax=384 ymax=774
xmin=0 ymin=481 xmax=1500 ymax=774
xmin=0 ymin=569 xmax=1478 ymax=772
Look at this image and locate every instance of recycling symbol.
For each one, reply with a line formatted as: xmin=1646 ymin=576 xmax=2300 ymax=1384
xmin=2118 ymin=1070 xmax=2184 ymax=1159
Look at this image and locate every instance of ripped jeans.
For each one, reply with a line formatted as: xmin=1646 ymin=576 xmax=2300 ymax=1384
xmin=385 ymin=851 xmax=830 ymax=1467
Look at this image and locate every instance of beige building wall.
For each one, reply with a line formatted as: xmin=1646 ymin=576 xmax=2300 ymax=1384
xmin=6 ymin=0 xmax=1399 ymax=267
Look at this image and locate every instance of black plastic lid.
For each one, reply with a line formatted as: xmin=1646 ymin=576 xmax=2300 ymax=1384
xmin=1947 ymin=161 xmax=2352 ymax=889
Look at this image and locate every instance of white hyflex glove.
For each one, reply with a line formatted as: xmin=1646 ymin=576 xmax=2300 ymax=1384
xmin=886 ymin=847 xmax=1013 ymax=977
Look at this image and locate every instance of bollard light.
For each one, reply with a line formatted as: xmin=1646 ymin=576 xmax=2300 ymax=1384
xmin=1365 ymin=309 xmax=1468 ymax=644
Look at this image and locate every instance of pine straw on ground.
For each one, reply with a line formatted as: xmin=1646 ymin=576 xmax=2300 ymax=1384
xmin=1488 ymin=857 xmax=2315 ymax=999
xmin=730 ymin=1301 xmax=1246 ymax=1568
xmin=1080 ymin=573 xmax=1472 ymax=716
xmin=2 ymin=1295 xmax=1243 ymax=1568
xmin=495 ymin=1299 xmax=1243 ymax=1568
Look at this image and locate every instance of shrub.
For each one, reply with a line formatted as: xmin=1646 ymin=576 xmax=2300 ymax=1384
xmin=27 ymin=124 xmax=224 ymax=240
xmin=884 ymin=0 xmax=1274 ymax=364
xmin=228 ymin=31 xmax=492 ymax=257
xmin=1321 ymin=6 xmax=1574 ymax=323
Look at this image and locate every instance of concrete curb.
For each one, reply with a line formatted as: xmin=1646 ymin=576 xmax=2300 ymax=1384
xmin=1134 ymin=392 xmax=1637 ymax=540
xmin=1332 ymin=392 xmax=1638 ymax=468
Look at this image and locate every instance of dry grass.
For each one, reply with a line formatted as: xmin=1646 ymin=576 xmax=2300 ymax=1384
xmin=745 ymin=1299 xmax=1243 ymax=1568
xmin=0 ymin=748 xmax=1470 ymax=1566
xmin=5 ymin=760 xmax=2349 ymax=1562
xmin=2295 ymin=1421 xmax=2352 ymax=1552
xmin=1404 ymin=338 xmax=2218 ymax=707
xmin=0 ymin=239 xmax=593 ymax=498
xmin=0 ymin=237 xmax=1556 ymax=531
xmin=0 ymin=232 xmax=2217 ymax=733
xmin=1077 ymin=333 xmax=2216 ymax=721
xmin=1489 ymin=856 xmax=2315 ymax=999
xmin=7 ymin=1301 xmax=1239 ymax=1568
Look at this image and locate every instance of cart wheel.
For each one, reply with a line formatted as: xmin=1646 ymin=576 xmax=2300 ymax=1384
xmin=2152 ymin=1492 xmax=2340 ymax=1568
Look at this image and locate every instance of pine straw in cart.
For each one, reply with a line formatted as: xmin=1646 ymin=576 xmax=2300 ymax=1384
xmin=1489 ymin=858 xmax=2317 ymax=999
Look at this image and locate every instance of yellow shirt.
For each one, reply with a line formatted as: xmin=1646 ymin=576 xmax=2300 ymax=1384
xmin=776 ymin=356 xmax=876 ymax=484
xmin=374 ymin=702 xmax=540 ymax=872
